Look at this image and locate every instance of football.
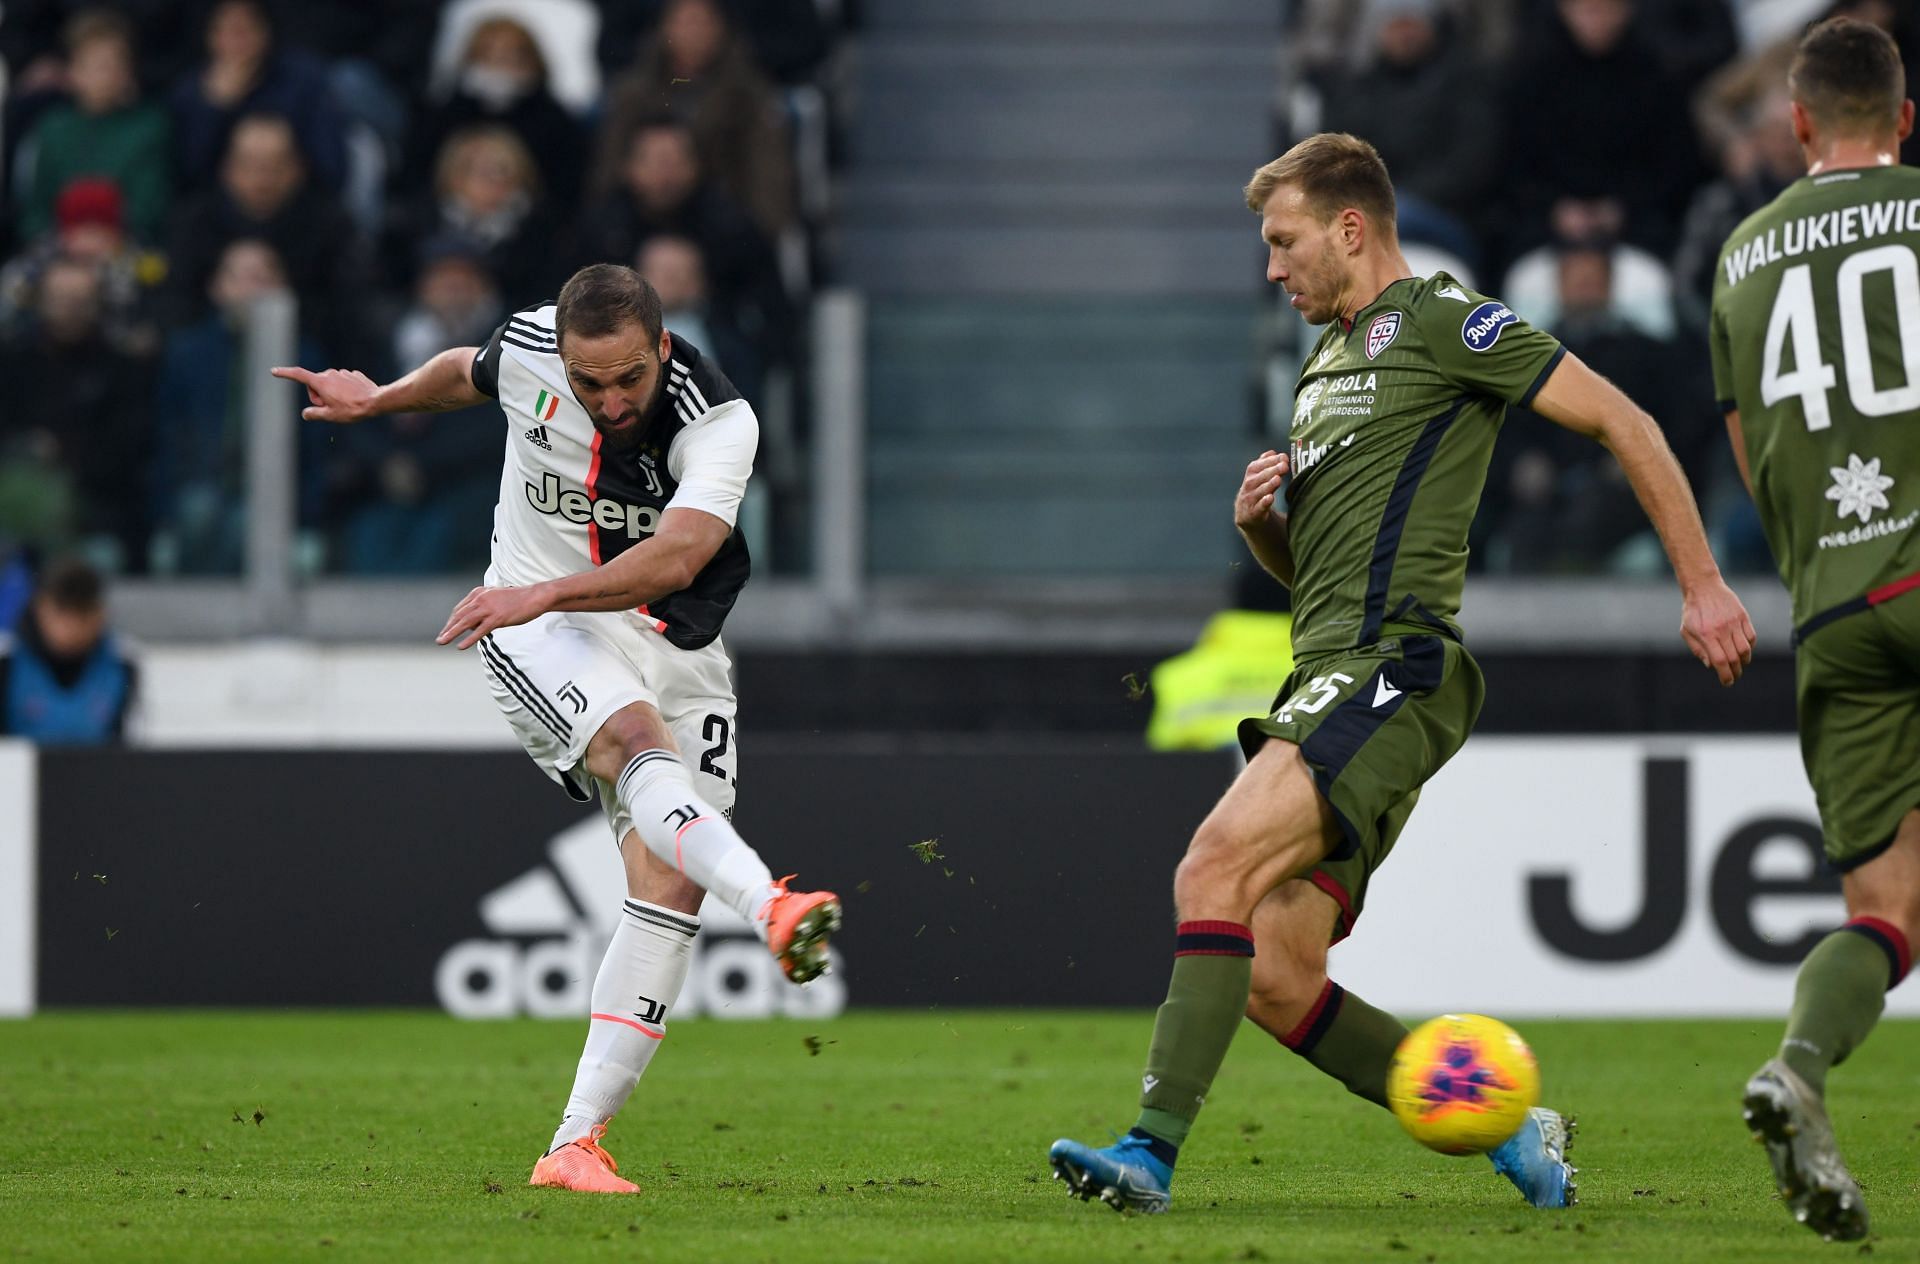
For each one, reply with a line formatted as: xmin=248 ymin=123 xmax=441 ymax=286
xmin=1387 ymin=1014 xmax=1541 ymax=1155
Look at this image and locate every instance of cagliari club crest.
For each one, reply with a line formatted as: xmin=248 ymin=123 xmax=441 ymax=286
xmin=1366 ymin=311 xmax=1402 ymax=360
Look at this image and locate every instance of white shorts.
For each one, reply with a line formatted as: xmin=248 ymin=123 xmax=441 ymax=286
xmin=477 ymin=610 xmax=738 ymax=842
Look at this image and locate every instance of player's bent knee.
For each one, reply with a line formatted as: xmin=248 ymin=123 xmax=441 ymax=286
xmin=1248 ymin=954 xmax=1325 ymax=1021
xmin=582 ymin=703 xmax=674 ymax=782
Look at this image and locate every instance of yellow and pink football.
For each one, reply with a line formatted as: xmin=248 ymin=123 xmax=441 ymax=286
xmin=1387 ymin=1014 xmax=1541 ymax=1155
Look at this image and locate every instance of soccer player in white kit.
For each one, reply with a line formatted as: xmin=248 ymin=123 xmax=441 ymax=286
xmin=273 ymin=264 xmax=841 ymax=1194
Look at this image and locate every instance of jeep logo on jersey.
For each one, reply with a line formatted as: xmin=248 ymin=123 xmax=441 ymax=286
xmin=1366 ymin=311 xmax=1402 ymax=359
xmin=526 ymin=471 xmax=661 ymax=538
xmin=1461 ymin=300 xmax=1518 ymax=352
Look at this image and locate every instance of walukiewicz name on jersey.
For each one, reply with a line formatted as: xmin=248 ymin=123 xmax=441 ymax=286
xmin=1723 ymin=197 xmax=1920 ymax=288
xmin=526 ymin=471 xmax=663 ymax=537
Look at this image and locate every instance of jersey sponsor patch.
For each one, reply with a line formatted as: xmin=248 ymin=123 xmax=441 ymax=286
xmin=1460 ymin=300 xmax=1518 ymax=352
xmin=1294 ymin=378 xmax=1325 ymax=425
xmin=1827 ymin=453 xmax=1896 ymax=524
xmin=1366 ymin=311 xmax=1402 ymax=359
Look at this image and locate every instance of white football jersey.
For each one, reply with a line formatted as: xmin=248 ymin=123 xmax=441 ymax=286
xmin=470 ymin=302 xmax=757 ymax=650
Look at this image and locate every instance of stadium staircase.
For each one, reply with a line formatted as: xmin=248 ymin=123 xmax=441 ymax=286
xmin=840 ymin=0 xmax=1281 ymax=575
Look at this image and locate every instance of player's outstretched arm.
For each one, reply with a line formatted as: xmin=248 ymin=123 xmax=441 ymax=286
xmin=1529 ymin=352 xmax=1757 ymax=685
xmin=270 ymin=346 xmax=488 ymax=423
xmin=1234 ymin=449 xmax=1295 ymax=586
xmin=435 ymin=508 xmax=732 ymax=649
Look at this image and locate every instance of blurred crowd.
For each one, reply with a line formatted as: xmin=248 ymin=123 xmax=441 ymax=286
xmin=0 ymin=0 xmax=834 ymax=577
xmin=0 ymin=0 xmax=1900 ymax=592
xmin=1285 ymin=0 xmax=1913 ymax=576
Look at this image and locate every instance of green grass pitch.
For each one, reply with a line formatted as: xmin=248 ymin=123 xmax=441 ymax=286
xmin=3 ymin=1011 xmax=1915 ymax=1262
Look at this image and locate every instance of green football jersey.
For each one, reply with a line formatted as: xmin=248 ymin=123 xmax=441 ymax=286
xmin=1710 ymin=165 xmax=1920 ymax=626
xmin=1284 ymin=272 xmax=1565 ymax=655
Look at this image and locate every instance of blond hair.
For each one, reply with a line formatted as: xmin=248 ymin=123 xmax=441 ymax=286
xmin=1244 ymin=132 xmax=1396 ymax=232
xmin=435 ymin=126 xmax=541 ymax=200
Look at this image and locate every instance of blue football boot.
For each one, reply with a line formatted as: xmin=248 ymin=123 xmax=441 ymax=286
xmin=1488 ymin=1106 xmax=1578 ymax=1208
xmin=1048 ymin=1132 xmax=1173 ymax=1214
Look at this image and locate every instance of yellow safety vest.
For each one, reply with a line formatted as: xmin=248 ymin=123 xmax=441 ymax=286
xmin=1146 ymin=610 xmax=1295 ymax=751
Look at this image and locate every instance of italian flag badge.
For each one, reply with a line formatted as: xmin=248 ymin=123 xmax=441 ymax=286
xmin=533 ymin=389 xmax=560 ymax=421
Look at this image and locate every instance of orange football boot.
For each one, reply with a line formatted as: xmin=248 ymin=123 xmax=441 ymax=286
xmin=761 ymin=875 xmax=842 ymax=983
xmin=528 ymin=1124 xmax=640 ymax=1194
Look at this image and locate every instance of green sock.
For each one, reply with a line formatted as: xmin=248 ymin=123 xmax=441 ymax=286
xmin=1134 ymin=921 xmax=1256 ymax=1151
xmin=1780 ymin=922 xmax=1906 ymax=1094
xmin=1278 ymin=981 xmax=1407 ymax=1110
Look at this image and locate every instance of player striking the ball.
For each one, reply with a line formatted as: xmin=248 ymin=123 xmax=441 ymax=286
xmin=1711 ymin=17 xmax=1920 ymax=1243
xmin=1049 ymin=133 xmax=1756 ymax=1213
xmin=274 ymin=264 xmax=840 ymax=1195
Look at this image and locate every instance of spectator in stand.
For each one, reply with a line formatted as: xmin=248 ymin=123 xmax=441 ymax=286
xmin=1288 ymin=0 xmax=1524 ymax=76
xmin=0 ymin=256 xmax=153 ymax=572
xmin=1637 ymin=0 xmax=1739 ymax=94
xmin=1478 ymin=241 xmax=1703 ymax=573
xmin=0 ymin=0 xmax=193 ymax=96
xmin=385 ymin=126 xmax=562 ymax=304
xmin=0 ymin=178 xmax=165 ymax=356
xmin=151 ymin=238 xmax=324 ymax=575
xmin=0 ymin=557 xmax=136 ymax=744
xmin=1501 ymin=0 xmax=1704 ymax=268
xmin=1314 ymin=0 xmax=1496 ymax=268
xmin=326 ymin=237 xmax=505 ymax=575
xmin=270 ymin=0 xmax=440 ymax=158
xmin=165 ymin=111 xmax=374 ymax=362
xmin=1673 ymin=87 xmax=1807 ymax=329
xmin=574 ymin=116 xmax=788 ymax=369
xmin=0 ymin=549 xmax=35 ymax=634
xmin=595 ymin=0 xmax=832 ymax=85
xmin=1697 ymin=0 xmax=1920 ymax=168
xmin=595 ymin=0 xmax=795 ymax=236
xmin=14 ymin=9 xmax=170 ymax=245
xmin=638 ymin=234 xmax=759 ymax=401
xmin=168 ymin=0 xmax=347 ymax=194
xmin=409 ymin=15 xmax=586 ymax=205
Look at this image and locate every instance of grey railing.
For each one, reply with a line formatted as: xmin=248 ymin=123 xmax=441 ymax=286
xmin=108 ymin=289 xmax=1794 ymax=653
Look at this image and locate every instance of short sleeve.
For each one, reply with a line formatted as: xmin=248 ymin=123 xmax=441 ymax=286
xmin=1709 ymin=301 xmax=1736 ymax=413
xmin=1421 ymin=285 xmax=1566 ymax=408
xmin=665 ymin=400 xmax=759 ymax=527
xmin=470 ymin=320 xmax=509 ymax=399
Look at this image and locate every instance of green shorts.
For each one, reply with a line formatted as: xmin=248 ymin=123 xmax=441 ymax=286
xmin=1796 ymin=589 xmax=1920 ymax=870
xmin=1238 ymin=634 xmax=1484 ymax=941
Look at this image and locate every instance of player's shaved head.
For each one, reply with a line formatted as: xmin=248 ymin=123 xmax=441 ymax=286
xmin=1791 ymin=16 xmax=1906 ymax=136
xmin=1244 ymin=133 xmax=1396 ymax=234
xmin=555 ymin=263 xmax=664 ymax=346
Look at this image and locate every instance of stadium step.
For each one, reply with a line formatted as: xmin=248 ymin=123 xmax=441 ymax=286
xmin=840 ymin=6 xmax=1277 ymax=575
xmin=841 ymin=11 xmax=1278 ymax=297
xmin=863 ymin=298 xmax=1254 ymax=576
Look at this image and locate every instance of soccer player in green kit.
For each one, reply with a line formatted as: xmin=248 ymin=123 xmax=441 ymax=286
xmin=1712 ymin=18 xmax=1920 ymax=1244
xmin=1048 ymin=132 xmax=1757 ymax=1214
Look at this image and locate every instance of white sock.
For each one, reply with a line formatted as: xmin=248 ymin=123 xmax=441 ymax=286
xmin=549 ymin=899 xmax=700 ymax=1151
xmin=614 ymin=750 xmax=778 ymax=932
